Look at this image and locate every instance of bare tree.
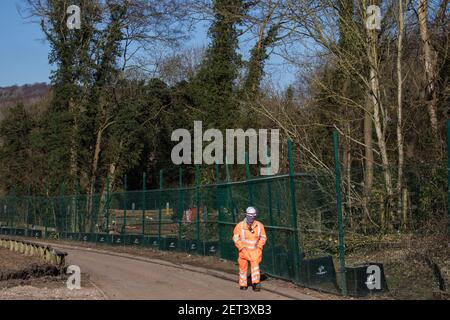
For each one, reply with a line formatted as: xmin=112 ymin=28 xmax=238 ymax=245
xmin=396 ymin=0 xmax=406 ymax=229
xmin=417 ymin=0 xmax=439 ymax=136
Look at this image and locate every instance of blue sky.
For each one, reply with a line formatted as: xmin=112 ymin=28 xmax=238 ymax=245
xmin=0 ymin=1 xmax=295 ymax=89
xmin=0 ymin=1 xmax=52 ymax=87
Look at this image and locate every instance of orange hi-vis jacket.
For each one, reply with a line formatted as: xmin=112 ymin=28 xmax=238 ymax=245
xmin=233 ymin=220 xmax=267 ymax=262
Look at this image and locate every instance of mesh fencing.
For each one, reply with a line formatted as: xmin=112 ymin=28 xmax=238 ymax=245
xmin=339 ymin=163 xmax=449 ymax=298
xmin=0 ymin=171 xmax=344 ymax=294
xmin=0 ymin=161 xmax=448 ymax=297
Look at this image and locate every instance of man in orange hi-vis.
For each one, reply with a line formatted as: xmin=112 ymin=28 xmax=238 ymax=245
xmin=232 ymin=207 xmax=267 ymax=291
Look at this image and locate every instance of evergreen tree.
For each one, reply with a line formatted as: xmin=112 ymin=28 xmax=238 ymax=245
xmin=0 ymin=104 xmax=36 ymax=194
xmin=38 ymin=0 xmax=101 ymax=192
xmin=192 ymin=0 xmax=243 ymax=130
xmin=243 ymin=24 xmax=280 ymax=96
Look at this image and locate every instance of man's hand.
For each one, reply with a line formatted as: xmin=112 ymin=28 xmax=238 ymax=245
xmin=255 ymin=247 xmax=261 ymax=255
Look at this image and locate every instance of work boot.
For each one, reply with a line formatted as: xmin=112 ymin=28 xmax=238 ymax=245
xmin=252 ymin=283 xmax=261 ymax=292
xmin=240 ymin=286 xmax=248 ymax=291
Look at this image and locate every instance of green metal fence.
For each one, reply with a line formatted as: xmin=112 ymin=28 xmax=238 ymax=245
xmin=0 ymin=172 xmax=342 ymax=290
xmin=0 ymin=137 xmax=346 ymax=295
xmin=0 ymin=125 xmax=449 ymax=297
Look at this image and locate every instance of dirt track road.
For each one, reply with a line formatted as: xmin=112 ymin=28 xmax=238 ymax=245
xmin=61 ymin=246 xmax=306 ymax=300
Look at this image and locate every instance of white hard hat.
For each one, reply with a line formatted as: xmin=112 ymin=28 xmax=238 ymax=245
xmin=245 ymin=206 xmax=258 ymax=216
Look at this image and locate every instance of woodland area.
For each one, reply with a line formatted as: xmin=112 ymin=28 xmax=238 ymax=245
xmin=0 ymin=0 xmax=448 ymax=236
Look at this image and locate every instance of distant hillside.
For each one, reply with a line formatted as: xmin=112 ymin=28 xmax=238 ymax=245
xmin=0 ymin=83 xmax=51 ymax=119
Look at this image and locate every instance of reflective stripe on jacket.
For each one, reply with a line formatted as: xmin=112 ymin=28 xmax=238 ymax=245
xmin=232 ymin=220 xmax=267 ymax=252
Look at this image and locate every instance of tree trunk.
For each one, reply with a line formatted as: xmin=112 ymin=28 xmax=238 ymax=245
xmin=363 ymin=94 xmax=374 ymax=227
xmin=418 ymin=0 xmax=439 ymax=136
xmin=341 ymin=78 xmax=353 ymax=229
xmin=86 ymin=119 xmax=115 ymax=222
xmin=402 ymin=188 xmax=409 ymax=230
xmin=252 ymin=26 xmax=265 ymax=93
xmin=98 ymin=141 xmax=123 ymax=230
xmin=69 ymin=98 xmax=78 ymax=183
xmin=87 ymin=126 xmax=104 ymax=218
xmin=367 ymin=22 xmax=394 ymax=229
xmin=396 ymin=0 xmax=405 ymax=230
xmin=345 ymin=121 xmax=353 ymax=229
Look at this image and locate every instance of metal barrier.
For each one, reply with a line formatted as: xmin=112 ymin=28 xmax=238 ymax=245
xmin=0 ymin=130 xmax=448 ymax=298
xmin=0 ymin=236 xmax=67 ymax=268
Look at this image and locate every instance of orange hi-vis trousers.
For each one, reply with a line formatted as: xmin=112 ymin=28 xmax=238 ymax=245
xmin=233 ymin=220 xmax=267 ymax=287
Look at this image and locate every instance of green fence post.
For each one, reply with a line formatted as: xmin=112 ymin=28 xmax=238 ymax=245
xmin=123 ymin=174 xmax=127 ymax=234
xmin=225 ymin=161 xmax=231 ymax=182
xmin=75 ymin=180 xmax=80 ymax=233
xmin=6 ymin=189 xmax=10 ymax=228
xmin=267 ymin=178 xmax=276 ymax=274
xmin=45 ymin=184 xmax=49 ymax=237
xmin=265 ymin=151 xmax=276 ymax=270
xmin=60 ymin=182 xmax=66 ymax=234
xmin=44 ymin=217 xmax=48 ymax=238
xmin=178 ymin=167 xmax=183 ymax=244
xmin=26 ymin=185 xmax=31 ymax=235
xmin=447 ymin=120 xmax=450 ymax=234
xmin=158 ymin=170 xmax=163 ymax=241
xmin=217 ymin=196 xmax=225 ymax=258
xmin=53 ymin=196 xmax=57 ymax=235
xmin=7 ymin=188 xmax=10 ymax=229
xmin=90 ymin=177 xmax=96 ymax=234
xmin=195 ymin=165 xmax=201 ymax=243
xmin=105 ymin=175 xmax=110 ymax=234
xmin=333 ymin=130 xmax=348 ymax=295
xmin=142 ymin=172 xmax=147 ymax=237
xmin=216 ymin=164 xmax=221 ymax=183
xmin=225 ymin=161 xmax=235 ymax=222
xmin=11 ymin=185 xmax=16 ymax=229
xmin=245 ymin=152 xmax=254 ymax=206
xmin=5 ymin=191 xmax=9 ymax=228
xmin=288 ymin=139 xmax=302 ymax=283
xmin=245 ymin=152 xmax=251 ymax=179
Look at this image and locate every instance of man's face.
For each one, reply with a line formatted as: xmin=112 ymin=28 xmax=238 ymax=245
xmin=246 ymin=215 xmax=256 ymax=225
